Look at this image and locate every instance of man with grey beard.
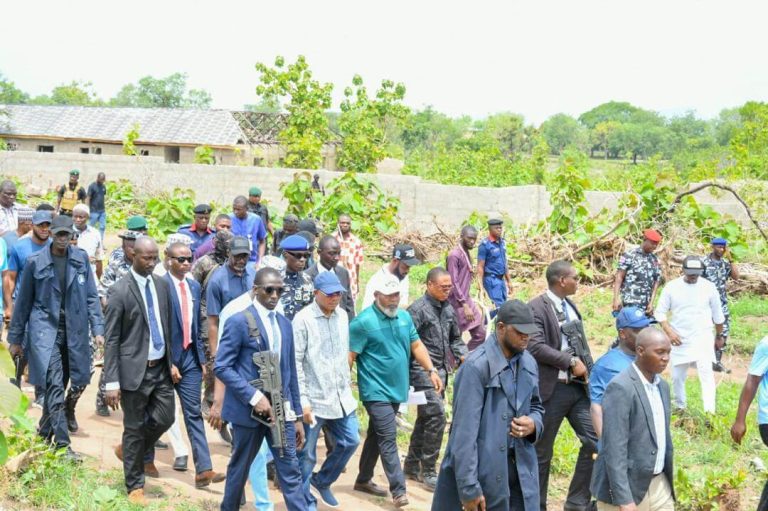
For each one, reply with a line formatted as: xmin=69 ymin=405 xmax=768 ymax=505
xmin=349 ymin=273 xmax=443 ymax=508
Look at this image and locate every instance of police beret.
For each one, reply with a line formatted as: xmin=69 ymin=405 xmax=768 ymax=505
xmin=711 ymin=237 xmax=727 ymax=246
xmin=488 ymin=218 xmax=503 ymax=226
xmin=193 ymin=204 xmax=212 ymax=214
xmin=280 ymin=234 xmax=310 ymax=251
xmin=249 ymin=187 xmax=262 ymax=197
xmin=643 ymin=229 xmax=662 ymax=242
xmin=126 ymin=215 xmax=148 ymax=231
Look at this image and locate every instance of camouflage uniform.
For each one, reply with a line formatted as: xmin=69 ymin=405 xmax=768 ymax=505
xmin=280 ymin=270 xmax=314 ymax=321
xmin=93 ymin=251 xmax=132 ymax=411
xmin=617 ymin=247 xmax=661 ymax=311
xmin=702 ymin=255 xmax=732 ymax=337
xmin=191 ymin=252 xmax=225 ymax=410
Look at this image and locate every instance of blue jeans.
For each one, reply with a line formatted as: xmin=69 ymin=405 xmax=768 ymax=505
xmin=89 ymin=211 xmax=106 ymax=240
xmin=248 ymin=441 xmax=273 ymax=511
xmin=299 ymin=412 xmax=360 ymax=501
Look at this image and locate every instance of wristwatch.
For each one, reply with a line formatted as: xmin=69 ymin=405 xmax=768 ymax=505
xmin=427 ymin=368 xmax=438 ymax=375
xmin=569 ymin=357 xmax=579 ymax=368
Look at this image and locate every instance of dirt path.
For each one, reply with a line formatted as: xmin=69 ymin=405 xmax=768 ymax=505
xmin=21 ymin=367 xmax=436 ymax=511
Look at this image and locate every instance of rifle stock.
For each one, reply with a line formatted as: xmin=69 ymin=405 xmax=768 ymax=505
xmin=250 ymin=350 xmax=288 ymax=457
xmin=561 ymin=319 xmax=594 ymax=386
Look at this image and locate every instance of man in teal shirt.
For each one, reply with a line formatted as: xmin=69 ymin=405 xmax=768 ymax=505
xmin=349 ymin=273 xmax=443 ymax=509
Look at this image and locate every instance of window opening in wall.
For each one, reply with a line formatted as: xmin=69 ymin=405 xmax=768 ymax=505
xmin=93 ymin=148 xmax=102 ymax=155
xmin=164 ymin=146 xmax=180 ymax=163
xmin=140 ymin=149 xmax=150 ymax=156
xmin=38 ymin=145 xmax=54 ymax=152
xmin=80 ymin=148 xmax=90 ymax=154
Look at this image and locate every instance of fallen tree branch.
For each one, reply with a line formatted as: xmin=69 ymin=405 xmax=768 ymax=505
xmin=665 ymin=182 xmax=768 ymax=243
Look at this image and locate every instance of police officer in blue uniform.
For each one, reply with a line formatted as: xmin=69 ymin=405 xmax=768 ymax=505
xmin=477 ymin=218 xmax=510 ymax=315
xmin=177 ymin=204 xmax=215 ymax=254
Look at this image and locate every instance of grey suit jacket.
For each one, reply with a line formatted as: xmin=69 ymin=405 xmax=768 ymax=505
xmin=305 ymin=263 xmax=356 ymax=320
xmin=590 ymin=365 xmax=675 ymax=506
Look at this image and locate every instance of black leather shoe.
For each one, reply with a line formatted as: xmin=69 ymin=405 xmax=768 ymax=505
xmin=95 ymin=403 xmax=110 ymax=417
xmin=354 ymin=479 xmax=388 ymax=497
xmin=65 ymin=398 xmax=79 ymax=433
xmin=173 ymin=455 xmax=188 ymax=472
xmin=154 ymin=439 xmax=169 ymax=450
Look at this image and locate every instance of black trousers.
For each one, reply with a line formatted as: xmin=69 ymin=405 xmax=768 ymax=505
xmin=120 ymin=362 xmax=175 ymax=491
xmin=358 ymin=401 xmax=406 ymax=497
xmin=404 ymin=372 xmax=448 ymax=475
xmin=509 ymin=454 xmax=525 ymax=510
xmin=536 ymin=382 xmax=597 ymax=511
xmin=38 ymin=322 xmax=70 ymax=448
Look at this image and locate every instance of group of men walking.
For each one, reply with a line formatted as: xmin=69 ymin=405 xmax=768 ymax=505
xmin=1 ymin=169 xmax=754 ymax=511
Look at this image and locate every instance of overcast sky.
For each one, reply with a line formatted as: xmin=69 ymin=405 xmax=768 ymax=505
xmin=3 ymin=0 xmax=767 ymax=124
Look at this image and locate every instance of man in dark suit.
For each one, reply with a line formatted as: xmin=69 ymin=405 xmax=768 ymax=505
xmin=104 ymin=236 xmax=176 ymax=506
xmin=142 ymin=242 xmax=226 ymax=487
xmin=591 ymin=328 xmax=675 ymax=510
xmin=214 ymin=267 xmax=308 ymax=511
xmin=528 ymin=260 xmax=597 ymax=511
xmin=305 ymin=235 xmax=355 ymax=320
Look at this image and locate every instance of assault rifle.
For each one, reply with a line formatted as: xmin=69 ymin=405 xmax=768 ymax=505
xmin=561 ymin=319 xmax=594 ymax=386
xmin=13 ymin=354 xmax=23 ymax=388
xmin=244 ymin=310 xmax=288 ymax=457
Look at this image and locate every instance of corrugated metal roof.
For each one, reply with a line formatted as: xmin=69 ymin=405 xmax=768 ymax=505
xmin=0 ymin=105 xmax=247 ymax=147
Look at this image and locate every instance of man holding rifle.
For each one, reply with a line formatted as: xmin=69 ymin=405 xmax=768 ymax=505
xmin=214 ymin=267 xmax=308 ymax=511
xmin=528 ymin=260 xmax=597 ymax=511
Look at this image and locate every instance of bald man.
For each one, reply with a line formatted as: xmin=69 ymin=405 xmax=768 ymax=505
xmin=592 ymin=328 xmax=675 ymax=511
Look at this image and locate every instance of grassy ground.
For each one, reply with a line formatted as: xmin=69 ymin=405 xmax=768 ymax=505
xmin=2 ymin=254 xmax=766 ymax=510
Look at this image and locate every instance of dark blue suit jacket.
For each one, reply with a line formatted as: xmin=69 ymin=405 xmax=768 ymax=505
xmin=164 ymin=273 xmax=206 ymax=368
xmin=214 ymin=305 xmax=302 ymax=428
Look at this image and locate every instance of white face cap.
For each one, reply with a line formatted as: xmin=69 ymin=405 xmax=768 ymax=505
xmin=373 ymin=274 xmax=401 ymax=295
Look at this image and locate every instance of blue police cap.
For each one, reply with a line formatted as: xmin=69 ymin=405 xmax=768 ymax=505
xmin=616 ymin=306 xmax=651 ymax=330
xmin=711 ymin=237 xmax=727 ymax=246
xmin=280 ymin=234 xmax=310 ymax=251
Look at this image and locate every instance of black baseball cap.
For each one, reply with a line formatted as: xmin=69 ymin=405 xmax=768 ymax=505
xmin=50 ymin=215 xmax=74 ymax=235
xmin=682 ymin=255 xmax=704 ymax=276
xmin=393 ymin=244 xmax=421 ymax=266
xmin=230 ymin=236 xmax=251 ymax=256
xmin=496 ymin=300 xmax=538 ymax=334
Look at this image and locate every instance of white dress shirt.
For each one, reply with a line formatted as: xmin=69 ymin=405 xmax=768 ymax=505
xmin=632 ymin=363 xmax=666 ymax=474
xmin=169 ymin=273 xmax=194 ymax=346
xmin=104 ymin=270 xmax=167 ymax=391
xmin=546 ymin=290 xmax=578 ymax=380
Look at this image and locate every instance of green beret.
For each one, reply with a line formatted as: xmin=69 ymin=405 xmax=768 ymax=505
xmin=126 ymin=215 xmax=148 ymax=231
xmin=249 ymin=187 xmax=262 ymax=197
xmin=69 ymin=169 xmax=80 ymax=176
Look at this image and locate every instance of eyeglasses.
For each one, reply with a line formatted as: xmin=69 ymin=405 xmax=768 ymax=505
xmin=171 ymin=256 xmax=193 ymax=263
xmin=285 ymin=251 xmax=310 ymax=260
xmin=258 ymin=286 xmax=285 ymax=296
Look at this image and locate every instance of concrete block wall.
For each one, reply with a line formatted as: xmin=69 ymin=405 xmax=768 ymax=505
xmin=0 ymin=151 xmax=750 ymax=233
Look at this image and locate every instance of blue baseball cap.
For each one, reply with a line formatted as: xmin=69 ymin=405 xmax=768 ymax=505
xmin=32 ymin=210 xmax=52 ymax=225
xmin=711 ymin=237 xmax=727 ymax=246
xmin=314 ymin=272 xmax=345 ymax=295
xmin=280 ymin=234 xmax=310 ymax=251
xmin=615 ymin=306 xmax=651 ymax=330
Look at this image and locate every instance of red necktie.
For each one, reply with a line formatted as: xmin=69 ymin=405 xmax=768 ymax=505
xmin=179 ymin=280 xmax=191 ymax=350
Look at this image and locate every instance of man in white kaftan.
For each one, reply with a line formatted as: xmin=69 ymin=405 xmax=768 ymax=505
xmin=656 ymin=256 xmax=725 ymax=413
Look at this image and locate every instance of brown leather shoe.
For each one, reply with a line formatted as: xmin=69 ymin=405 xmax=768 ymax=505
xmin=127 ymin=488 xmax=147 ymax=506
xmin=393 ymin=494 xmax=409 ymax=508
xmin=144 ymin=462 xmax=160 ymax=478
xmin=113 ymin=444 xmax=123 ymax=462
xmin=195 ymin=470 xmax=227 ymax=488
xmin=353 ymin=479 xmax=388 ymax=497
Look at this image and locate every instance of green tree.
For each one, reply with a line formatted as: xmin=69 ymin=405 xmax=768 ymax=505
xmin=30 ymin=81 xmax=104 ymax=106
xmin=255 ymin=56 xmax=333 ymax=169
xmin=110 ymin=73 xmax=212 ymax=108
xmin=546 ymin=148 xmax=590 ymax=234
xmin=540 ymin=113 xmax=588 ymax=154
xmin=122 ymin=123 xmax=140 ymax=156
xmin=337 ymin=75 xmax=409 ymax=173
xmin=616 ymin=122 xmax=669 ymax=164
xmin=665 ymin=111 xmax=714 ymax=154
xmin=713 ymin=107 xmax=742 ymax=146
xmin=399 ymin=106 xmax=470 ymax=152
xmin=194 ymin=145 xmax=215 ymax=164
xmin=481 ymin=112 xmax=527 ymax=157
xmin=730 ymin=101 xmax=768 ymax=179
xmin=0 ymin=73 xmax=29 ymax=104
xmin=578 ymin=101 xmax=641 ymax=128
xmin=589 ymin=120 xmax=622 ymax=158
xmin=244 ymin=96 xmax=282 ymax=113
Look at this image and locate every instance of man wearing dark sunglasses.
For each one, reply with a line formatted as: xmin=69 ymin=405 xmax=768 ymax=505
xmin=215 ymin=267 xmax=308 ymax=511
xmin=278 ymin=234 xmax=315 ymax=321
